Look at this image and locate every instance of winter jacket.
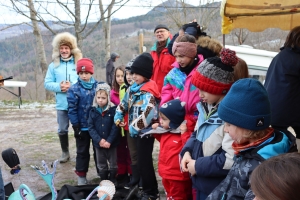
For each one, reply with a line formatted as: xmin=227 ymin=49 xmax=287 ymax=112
xmin=110 ymin=89 xmax=120 ymax=105
xmin=44 ymin=57 xmax=78 ymax=110
xmin=150 ymin=38 xmax=176 ymax=92
xmin=119 ymin=83 xmax=129 ymax=131
xmin=206 ymin=129 xmax=297 ymax=200
xmin=264 ymin=46 xmax=300 ymax=127
xmin=88 ymin=106 xmax=120 ymax=148
xmin=67 ymin=78 xmax=98 ymax=128
xmin=106 ymin=59 xmax=114 ymax=86
xmin=180 ymin=102 xmax=234 ymax=195
xmin=114 ymin=80 xmax=160 ymax=137
xmin=161 ymin=54 xmax=204 ymax=119
xmin=155 ymin=115 xmax=196 ymax=181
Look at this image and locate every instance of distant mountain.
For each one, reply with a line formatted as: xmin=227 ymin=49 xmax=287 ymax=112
xmin=147 ymin=0 xmax=196 ymax=15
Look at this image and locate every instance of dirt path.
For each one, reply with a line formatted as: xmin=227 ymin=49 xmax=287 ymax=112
xmin=0 ymin=102 xmax=164 ymax=199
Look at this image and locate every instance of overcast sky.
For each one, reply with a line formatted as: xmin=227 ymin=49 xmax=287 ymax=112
xmin=0 ymin=0 xmax=220 ymax=24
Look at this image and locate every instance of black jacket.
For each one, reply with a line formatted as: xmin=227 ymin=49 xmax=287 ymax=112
xmin=105 ymin=59 xmax=114 ymax=86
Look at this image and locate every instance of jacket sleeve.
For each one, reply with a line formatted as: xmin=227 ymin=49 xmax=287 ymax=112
xmin=129 ymin=93 xmax=158 ymax=136
xmin=106 ymin=107 xmax=120 ymax=144
xmin=167 ymin=33 xmax=179 ymax=55
xmin=44 ymin=65 xmax=61 ymax=92
xmin=194 ymin=130 xmax=234 ymax=177
xmin=114 ymin=89 xmax=129 ymax=124
xmin=67 ymin=86 xmax=79 ymax=125
xmin=88 ymin=111 xmax=102 ymax=143
xmin=180 ymin=115 xmax=196 ymax=147
xmin=180 ymin=130 xmax=196 ymax=157
xmin=160 ymin=73 xmax=174 ymax=106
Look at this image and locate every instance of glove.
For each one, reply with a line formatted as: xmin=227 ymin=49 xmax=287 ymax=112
xmin=72 ymin=124 xmax=81 ymax=139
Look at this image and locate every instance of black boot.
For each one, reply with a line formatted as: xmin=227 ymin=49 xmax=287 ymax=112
xmin=125 ymin=184 xmax=139 ymax=200
xmin=99 ymin=170 xmax=108 ymax=181
xmin=124 ymin=165 xmax=139 ymax=189
xmin=58 ymin=134 xmax=70 ymax=163
xmin=109 ymin=169 xmax=118 ymax=184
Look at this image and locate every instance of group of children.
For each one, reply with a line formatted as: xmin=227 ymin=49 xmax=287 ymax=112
xmin=66 ymin=30 xmax=298 ymax=200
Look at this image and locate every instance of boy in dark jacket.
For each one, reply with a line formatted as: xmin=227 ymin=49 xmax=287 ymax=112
xmin=67 ymin=58 xmax=98 ymax=185
xmin=88 ymin=83 xmax=120 ymax=184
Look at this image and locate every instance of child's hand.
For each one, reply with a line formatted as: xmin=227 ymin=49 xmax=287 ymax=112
xmin=60 ymin=81 xmax=71 ymax=92
xmin=187 ymin=159 xmax=196 ymax=176
xmin=152 ymin=123 xmax=159 ymax=129
xmin=97 ymin=191 xmax=110 ymax=200
xmin=103 ymin=141 xmax=111 ymax=148
xmin=181 ymin=152 xmax=192 ymax=172
xmin=119 ymin=122 xmax=127 ymax=127
xmin=99 ymin=139 xmax=106 ymax=147
xmin=180 ymin=120 xmax=187 ymax=134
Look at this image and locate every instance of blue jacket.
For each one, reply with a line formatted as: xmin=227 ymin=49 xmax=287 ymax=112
xmin=180 ymin=102 xmax=234 ymax=195
xmin=88 ymin=106 xmax=120 ymax=148
xmin=67 ymin=78 xmax=98 ymax=128
xmin=206 ymin=129 xmax=297 ymax=200
xmin=44 ymin=57 xmax=78 ymax=110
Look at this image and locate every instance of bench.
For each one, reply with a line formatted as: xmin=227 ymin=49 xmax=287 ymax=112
xmin=0 ymin=77 xmax=28 ymax=108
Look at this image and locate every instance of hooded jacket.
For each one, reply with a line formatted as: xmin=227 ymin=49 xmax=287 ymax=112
xmin=44 ymin=32 xmax=82 ymax=111
xmin=114 ymin=80 xmax=160 ymax=137
xmin=88 ymin=83 xmax=120 ymax=148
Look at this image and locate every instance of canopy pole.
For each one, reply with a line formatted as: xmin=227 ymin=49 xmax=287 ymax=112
xmin=223 ymin=34 xmax=225 ymax=47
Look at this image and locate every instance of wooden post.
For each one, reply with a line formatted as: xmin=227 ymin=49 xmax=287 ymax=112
xmin=139 ymin=29 xmax=144 ymax=54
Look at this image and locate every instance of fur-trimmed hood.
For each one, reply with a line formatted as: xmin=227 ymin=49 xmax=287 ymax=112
xmin=196 ymin=36 xmax=223 ymax=58
xmin=51 ymin=32 xmax=82 ymax=67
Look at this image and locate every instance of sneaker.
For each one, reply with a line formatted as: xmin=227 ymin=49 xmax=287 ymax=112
xmin=77 ymin=176 xmax=87 ymax=185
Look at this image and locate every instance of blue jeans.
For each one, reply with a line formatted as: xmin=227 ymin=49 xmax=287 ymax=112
xmin=0 ymin=168 xmax=5 ymax=200
xmin=57 ymin=110 xmax=69 ymax=135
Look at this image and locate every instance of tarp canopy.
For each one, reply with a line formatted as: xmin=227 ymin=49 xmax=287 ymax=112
xmin=220 ymin=0 xmax=300 ymax=34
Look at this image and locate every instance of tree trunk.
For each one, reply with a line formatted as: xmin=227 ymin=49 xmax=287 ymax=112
xmin=28 ymin=0 xmax=51 ymax=100
xmin=74 ymin=0 xmax=83 ymax=49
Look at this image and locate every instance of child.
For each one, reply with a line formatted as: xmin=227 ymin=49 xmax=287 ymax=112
xmin=234 ymin=58 xmax=249 ymax=81
xmin=88 ymin=83 xmax=120 ymax=184
xmin=143 ymin=99 xmax=193 ymax=199
xmin=67 ymin=58 xmax=98 ymax=185
xmin=114 ymin=53 xmax=160 ymax=200
xmin=206 ymin=78 xmax=297 ymax=200
xmin=180 ymin=49 xmax=239 ymax=200
xmin=251 ymin=153 xmax=300 ymax=200
xmin=110 ymin=65 xmax=125 ymax=105
xmin=111 ymin=65 xmax=133 ymax=186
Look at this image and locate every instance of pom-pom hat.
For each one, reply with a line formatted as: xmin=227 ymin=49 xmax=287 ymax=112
xmin=191 ymin=48 xmax=238 ymax=95
xmin=218 ymin=78 xmax=271 ymax=130
xmin=76 ymin=58 xmax=94 ymax=74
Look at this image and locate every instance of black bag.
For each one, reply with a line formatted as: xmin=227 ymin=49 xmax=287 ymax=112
xmin=2 ymin=148 xmax=21 ymax=174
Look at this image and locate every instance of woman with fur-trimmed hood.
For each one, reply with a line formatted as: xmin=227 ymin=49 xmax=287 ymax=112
xmin=44 ymin=32 xmax=82 ymax=163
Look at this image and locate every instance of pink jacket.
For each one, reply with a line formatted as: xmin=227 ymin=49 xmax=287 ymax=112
xmin=110 ymin=89 xmax=120 ymax=105
xmin=160 ymin=54 xmax=204 ymax=118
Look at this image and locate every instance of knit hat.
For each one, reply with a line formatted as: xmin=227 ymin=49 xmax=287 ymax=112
xmin=76 ymin=58 xmax=94 ymax=74
xmin=160 ymin=99 xmax=186 ymax=129
xmin=218 ymin=78 xmax=271 ymax=130
xmin=93 ymin=82 xmax=111 ymax=107
xmin=172 ymin=41 xmax=197 ymax=58
xmin=124 ymin=58 xmax=135 ymax=86
xmin=154 ymin=24 xmax=169 ymax=33
xmin=191 ymin=48 xmax=238 ymax=95
xmin=185 ymin=27 xmax=198 ymax=38
xmin=130 ymin=53 xmax=153 ymax=79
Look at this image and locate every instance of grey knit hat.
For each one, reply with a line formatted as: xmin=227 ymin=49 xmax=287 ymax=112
xmin=93 ymin=82 xmax=111 ymax=107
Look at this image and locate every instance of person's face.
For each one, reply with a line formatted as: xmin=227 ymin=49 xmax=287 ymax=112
xmin=132 ymin=73 xmax=146 ymax=85
xmin=174 ymin=51 xmax=194 ymax=68
xmin=115 ymin=69 xmax=124 ymax=86
xmin=159 ymin=113 xmax=170 ymax=129
xmin=96 ymin=91 xmax=108 ymax=108
xmin=155 ymin=28 xmax=170 ymax=42
xmin=59 ymin=45 xmax=71 ymax=59
xmin=199 ymin=89 xmax=223 ymax=105
xmin=224 ymin=122 xmax=249 ymax=144
xmin=125 ymin=70 xmax=133 ymax=85
xmin=79 ymin=71 xmax=92 ymax=82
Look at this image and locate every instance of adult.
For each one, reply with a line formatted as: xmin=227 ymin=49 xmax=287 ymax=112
xmin=44 ymin=32 xmax=82 ymax=163
xmin=106 ymin=52 xmax=120 ymax=87
xmin=264 ymin=26 xmax=300 ymax=152
xmin=150 ymin=24 xmax=176 ymax=92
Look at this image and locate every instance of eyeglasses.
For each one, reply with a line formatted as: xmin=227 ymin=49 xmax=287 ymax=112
xmin=155 ymin=30 xmax=167 ymax=35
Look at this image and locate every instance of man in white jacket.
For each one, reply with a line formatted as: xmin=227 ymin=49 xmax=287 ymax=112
xmin=44 ymin=32 xmax=82 ymax=163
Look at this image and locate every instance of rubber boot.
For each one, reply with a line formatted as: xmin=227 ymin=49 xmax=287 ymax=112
xmin=58 ymin=134 xmax=70 ymax=163
xmin=99 ymin=170 xmax=109 ymax=181
xmin=109 ymin=169 xmax=118 ymax=184
xmin=296 ymin=138 xmax=300 ymax=153
xmin=124 ymin=165 xmax=139 ymax=189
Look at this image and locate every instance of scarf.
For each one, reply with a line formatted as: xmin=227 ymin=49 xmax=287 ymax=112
xmin=232 ymin=127 xmax=274 ymax=155
xmin=61 ymin=56 xmax=73 ymax=62
xmin=130 ymin=82 xmax=145 ymax=93
xmin=96 ymin=105 xmax=108 ymax=114
xmin=80 ymin=77 xmax=95 ymax=89
xmin=179 ymin=56 xmax=199 ymax=75
xmin=156 ymin=40 xmax=167 ymax=57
